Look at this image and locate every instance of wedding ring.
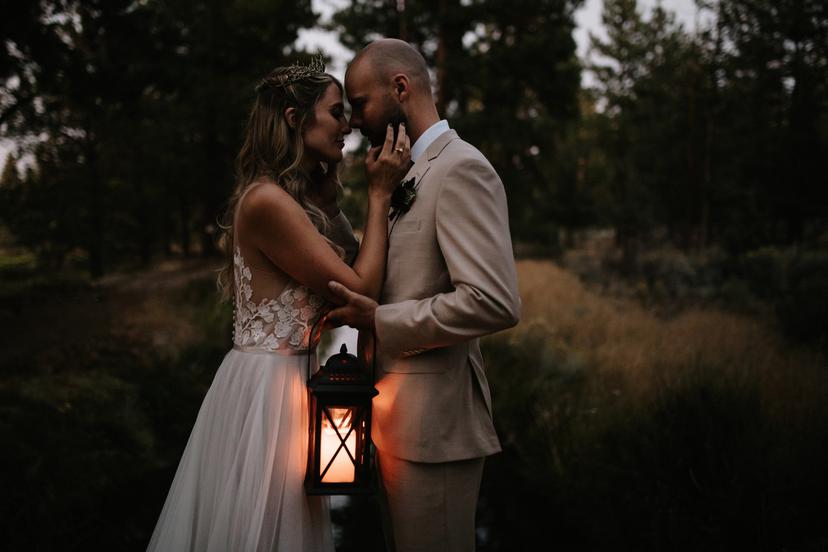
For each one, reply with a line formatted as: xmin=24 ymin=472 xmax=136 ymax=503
xmin=394 ymin=147 xmax=404 ymax=153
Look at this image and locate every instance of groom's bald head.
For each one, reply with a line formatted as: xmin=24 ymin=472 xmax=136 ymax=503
xmin=349 ymin=39 xmax=432 ymax=95
xmin=345 ymin=38 xmax=439 ymax=146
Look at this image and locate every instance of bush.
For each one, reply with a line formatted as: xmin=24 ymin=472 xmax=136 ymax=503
xmin=739 ymin=246 xmax=791 ymax=300
xmin=0 ymin=274 xmax=230 ymax=551
xmin=776 ymin=251 xmax=828 ymax=347
xmin=638 ymin=247 xmax=697 ymax=300
xmin=478 ymin=328 xmax=599 ymax=551
xmin=478 ymin=330 xmax=828 ymax=551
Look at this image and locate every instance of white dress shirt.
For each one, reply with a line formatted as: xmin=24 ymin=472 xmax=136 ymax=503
xmin=410 ymin=119 xmax=450 ymax=162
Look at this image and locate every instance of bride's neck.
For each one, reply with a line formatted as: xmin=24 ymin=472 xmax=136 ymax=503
xmin=305 ymin=167 xmax=338 ymax=218
xmin=299 ymin=151 xmax=321 ymax=174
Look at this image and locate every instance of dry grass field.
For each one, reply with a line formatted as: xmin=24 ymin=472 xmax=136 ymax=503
xmin=511 ymin=259 xmax=826 ymax=418
xmin=2 ymin=254 xmax=826 ymax=550
xmin=476 ymin=259 xmax=828 ymax=551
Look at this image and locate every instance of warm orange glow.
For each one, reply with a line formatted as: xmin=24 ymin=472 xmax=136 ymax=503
xmin=320 ymin=407 xmax=356 ymax=483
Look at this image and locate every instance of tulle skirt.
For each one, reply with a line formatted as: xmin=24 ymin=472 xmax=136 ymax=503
xmin=147 ymin=349 xmax=334 ymax=552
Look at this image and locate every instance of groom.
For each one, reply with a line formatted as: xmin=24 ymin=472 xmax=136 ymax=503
xmin=328 ymin=39 xmax=520 ymax=552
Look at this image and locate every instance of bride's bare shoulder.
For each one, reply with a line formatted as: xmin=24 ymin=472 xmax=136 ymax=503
xmin=240 ymin=180 xmax=290 ymax=209
xmin=238 ymin=181 xmax=302 ymax=224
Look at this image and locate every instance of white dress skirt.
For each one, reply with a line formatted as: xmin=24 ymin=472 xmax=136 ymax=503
xmin=146 ymin=348 xmax=334 ymax=551
xmin=148 ymin=208 xmax=359 ymax=552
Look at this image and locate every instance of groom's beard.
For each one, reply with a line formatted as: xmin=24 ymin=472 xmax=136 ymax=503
xmin=366 ymin=108 xmax=407 ymax=148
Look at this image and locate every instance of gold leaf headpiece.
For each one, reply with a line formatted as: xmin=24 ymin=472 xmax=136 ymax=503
xmin=258 ymin=55 xmax=327 ymax=92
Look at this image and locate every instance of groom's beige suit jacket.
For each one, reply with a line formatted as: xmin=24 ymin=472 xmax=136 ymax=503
xmin=373 ymin=129 xmax=520 ymax=463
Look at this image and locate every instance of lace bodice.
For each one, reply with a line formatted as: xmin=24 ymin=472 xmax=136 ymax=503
xmin=232 ymin=211 xmax=359 ymax=353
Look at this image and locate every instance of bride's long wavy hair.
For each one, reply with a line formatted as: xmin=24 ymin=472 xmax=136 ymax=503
xmin=217 ymin=67 xmax=342 ymax=301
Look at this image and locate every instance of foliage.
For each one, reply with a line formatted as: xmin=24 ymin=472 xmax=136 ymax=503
xmin=2 ymin=254 xmax=827 ymax=550
xmin=776 ymin=250 xmax=828 ymax=346
xmin=588 ymin=0 xmax=828 ymax=255
xmin=1 ymin=0 xmax=317 ymax=276
xmin=0 ymin=272 xmax=231 ymax=550
xmin=3 ymin=0 xmax=826 ymax=270
xmin=1 ymin=1 xmax=828 ymax=549
xmin=479 ymin=328 xmax=828 ymax=551
xmin=564 ymin=239 xmax=828 ymax=347
xmin=330 ymin=0 xmax=587 ymax=242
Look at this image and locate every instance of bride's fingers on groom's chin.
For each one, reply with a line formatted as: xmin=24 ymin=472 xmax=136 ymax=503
xmin=393 ymin=122 xmax=406 ymax=150
xmin=382 ymin=124 xmax=394 ymax=154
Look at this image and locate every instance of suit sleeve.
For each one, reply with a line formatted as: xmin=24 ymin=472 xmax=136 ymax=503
xmin=374 ymin=155 xmax=521 ymax=358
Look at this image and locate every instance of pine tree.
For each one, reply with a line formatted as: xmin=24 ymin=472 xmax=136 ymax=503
xmin=330 ymin=0 xmax=585 ymax=242
xmin=0 ymin=154 xmax=21 ymax=189
xmin=1 ymin=0 xmax=319 ymax=275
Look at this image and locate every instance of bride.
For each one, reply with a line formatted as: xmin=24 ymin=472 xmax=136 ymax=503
xmin=147 ymin=59 xmax=411 ymax=551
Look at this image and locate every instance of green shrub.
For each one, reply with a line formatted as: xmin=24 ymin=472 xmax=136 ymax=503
xmin=0 ymin=252 xmax=37 ymax=278
xmin=719 ymin=277 xmax=758 ymax=310
xmin=0 ymin=275 xmax=230 ymax=550
xmin=479 ymin=328 xmax=597 ymax=551
xmin=776 ymin=251 xmax=828 ymax=347
xmin=639 ymin=247 xmax=697 ymax=300
xmin=478 ymin=331 xmax=828 ymax=551
xmin=739 ymin=246 xmax=791 ymax=300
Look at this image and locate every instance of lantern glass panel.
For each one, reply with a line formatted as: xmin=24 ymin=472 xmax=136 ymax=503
xmin=320 ymin=406 xmax=357 ymax=483
xmin=305 ymin=342 xmax=377 ymax=495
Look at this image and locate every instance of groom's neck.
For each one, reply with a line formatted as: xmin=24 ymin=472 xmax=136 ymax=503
xmin=406 ymin=101 xmax=441 ymax=144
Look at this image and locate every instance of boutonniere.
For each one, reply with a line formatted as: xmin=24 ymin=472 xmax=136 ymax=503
xmin=389 ymin=177 xmax=417 ymax=221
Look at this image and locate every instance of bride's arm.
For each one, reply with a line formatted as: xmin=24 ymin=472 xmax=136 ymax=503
xmin=241 ymin=125 xmax=410 ymax=304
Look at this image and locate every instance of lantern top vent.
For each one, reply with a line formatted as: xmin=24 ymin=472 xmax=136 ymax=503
xmin=324 ymin=344 xmax=361 ymax=374
xmin=309 ymin=343 xmax=376 ymax=391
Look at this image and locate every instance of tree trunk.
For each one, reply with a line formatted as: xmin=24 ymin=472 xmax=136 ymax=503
xmin=85 ymin=137 xmax=104 ymax=278
xmin=435 ymin=0 xmax=463 ymax=118
xmin=396 ymin=0 xmax=407 ymax=41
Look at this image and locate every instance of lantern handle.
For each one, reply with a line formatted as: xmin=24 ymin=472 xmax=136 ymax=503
xmin=370 ymin=329 xmax=376 ymax=384
xmin=305 ymin=310 xmax=377 ymax=385
xmin=306 ymin=310 xmax=329 ymax=383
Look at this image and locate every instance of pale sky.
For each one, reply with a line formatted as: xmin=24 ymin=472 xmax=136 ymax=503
xmin=575 ymin=0 xmax=700 ymax=59
xmin=297 ymin=0 xmax=701 ymax=81
xmin=1 ymin=0 xmax=700 ymax=167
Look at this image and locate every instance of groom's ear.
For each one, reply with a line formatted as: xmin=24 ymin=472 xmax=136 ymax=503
xmin=391 ymin=74 xmax=410 ymax=103
xmin=283 ymin=107 xmax=297 ymax=129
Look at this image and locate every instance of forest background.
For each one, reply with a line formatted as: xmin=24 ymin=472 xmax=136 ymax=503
xmin=1 ymin=0 xmax=827 ymax=550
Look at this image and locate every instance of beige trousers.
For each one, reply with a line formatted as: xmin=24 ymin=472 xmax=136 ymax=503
xmin=376 ymin=451 xmax=485 ymax=552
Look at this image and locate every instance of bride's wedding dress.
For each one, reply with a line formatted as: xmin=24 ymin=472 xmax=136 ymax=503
xmin=147 ymin=211 xmax=358 ymax=552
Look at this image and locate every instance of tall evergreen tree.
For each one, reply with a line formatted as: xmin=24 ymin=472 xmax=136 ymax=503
xmin=589 ymin=0 xmax=711 ymax=254
xmin=589 ymin=0 xmax=828 ymax=254
xmin=330 ymin=0 xmax=585 ymax=242
xmin=1 ymin=0 xmax=318 ymax=275
xmin=710 ymin=0 xmax=828 ymax=246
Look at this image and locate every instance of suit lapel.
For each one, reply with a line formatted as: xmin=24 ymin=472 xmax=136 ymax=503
xmin=388 ymin=130 xmax=459 ymax=228
xmin=401 ymin=129 xmax=459 ymax=187
xmin=424 ymin=129 xmax=458 ymax=162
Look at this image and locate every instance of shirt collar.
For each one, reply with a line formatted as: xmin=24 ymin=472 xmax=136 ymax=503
xmin=410 ymin=119 xmax=450 ymax=162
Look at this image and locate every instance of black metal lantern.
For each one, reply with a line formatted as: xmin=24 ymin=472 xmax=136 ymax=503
xmin=305 ymin=343 xmax=378 ymax=495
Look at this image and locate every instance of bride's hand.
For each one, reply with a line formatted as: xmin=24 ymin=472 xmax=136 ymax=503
xmin=365 ymin=123 xmax=411 ymax=200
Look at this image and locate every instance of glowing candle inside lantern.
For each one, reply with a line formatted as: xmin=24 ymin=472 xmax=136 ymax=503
xmin=320 ymin=407 xmax=357 ymax=483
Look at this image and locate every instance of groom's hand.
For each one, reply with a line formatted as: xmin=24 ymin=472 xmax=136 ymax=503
xmin=326 ymin=281 xmax=378 ymax=332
